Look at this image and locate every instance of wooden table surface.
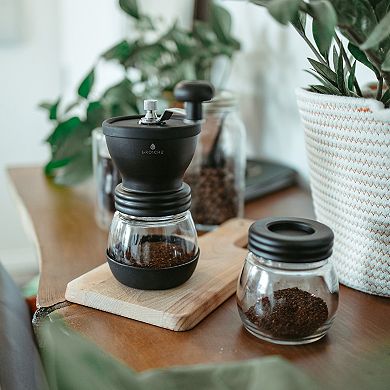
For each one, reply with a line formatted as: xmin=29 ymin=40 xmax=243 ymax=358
xmin=8 ymin=166 xmax=390 ymax=389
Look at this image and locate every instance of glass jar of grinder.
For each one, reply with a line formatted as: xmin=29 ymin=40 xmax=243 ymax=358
xmin=103 ymin=81 xmax=214 ymax=290
xmin=237 ymin=217 xmax=339 ymax=345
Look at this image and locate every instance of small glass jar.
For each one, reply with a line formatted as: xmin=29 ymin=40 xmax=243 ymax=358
xmin=92 ymin=128 xmax=121 ymax=230
xmin=237 ymin=217 xmax=339 ymax=345
xmin=185 ymin=91 xmax=246 ymax=231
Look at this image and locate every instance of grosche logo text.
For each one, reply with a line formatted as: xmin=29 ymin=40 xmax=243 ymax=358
xmin=142 ymin=143 xmax=164 ymax=155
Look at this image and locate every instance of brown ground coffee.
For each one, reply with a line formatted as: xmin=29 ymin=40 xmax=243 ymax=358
xmin=244 ymin=287 xmax=328 ymax=339
xmin=110 ymin=236 xmax=196 ymax=269
xmin=186 ymin=166 xmax=238 ymax=226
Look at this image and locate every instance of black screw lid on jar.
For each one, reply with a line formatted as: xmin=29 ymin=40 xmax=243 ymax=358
xmin=248 ymin=217 xmax=334 ymax=263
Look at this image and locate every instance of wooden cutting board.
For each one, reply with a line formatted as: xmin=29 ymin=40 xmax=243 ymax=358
xmin=65 ymin=218 xmax=252 ymax=331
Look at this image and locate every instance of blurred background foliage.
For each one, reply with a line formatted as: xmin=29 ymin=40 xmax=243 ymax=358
xmin=40 ymin=0 xmax=240 ymax=185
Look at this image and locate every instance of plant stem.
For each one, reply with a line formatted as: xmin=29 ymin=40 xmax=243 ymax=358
xmin=294 ymin=27 xmax=327 ymax=65
xmin=376 ymin=77 xmax=383 ymax=100
xmin=334 ymin=34 xmax=362 ymax=97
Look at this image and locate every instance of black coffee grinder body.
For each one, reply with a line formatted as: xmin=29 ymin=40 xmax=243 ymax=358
xmin=103 ymin=81 xmax=214 ymax=290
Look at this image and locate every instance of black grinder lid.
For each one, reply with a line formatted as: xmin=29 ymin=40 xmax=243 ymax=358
xmin=103 ymin=115 xmax=200 ymax=140
xmin=248 ymin=217 xmax=334 ymax=263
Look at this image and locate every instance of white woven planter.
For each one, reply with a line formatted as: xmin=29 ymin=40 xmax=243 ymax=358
xmin=296 ymin=88 xmax=390 ymax=297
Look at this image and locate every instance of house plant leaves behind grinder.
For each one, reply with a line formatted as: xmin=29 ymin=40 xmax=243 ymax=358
xmin=103 ymin=81 xmax=214 ymax=290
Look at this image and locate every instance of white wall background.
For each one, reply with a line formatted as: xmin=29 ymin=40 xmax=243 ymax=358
xmin=0 ymin=0 xmax=375 ymax=282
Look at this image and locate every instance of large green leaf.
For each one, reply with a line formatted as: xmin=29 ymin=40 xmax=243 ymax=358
xmin=78 ymin=68 xmax=95 ymax=99
xmin=336 ymin=50 xmax=346 ymax=93
xmin=310 ymin=84 xmax=339 ymax=94
xmin=308 ymin=58 xmax=337 ymax=85
xmin=102 ymin=79 xmax=139 ymax=116
xmin=310 ymin=1 xmax=337 ymax=59
xmin=361 ymin=11 xmax=390 ymax=48
xmin=264 ymin=0 xmax=302 ymax=25
xmin=118 ymin=0 xmax=139 ymax=19
xmin=40 ymin=318 xmax=318 ymax=390
xmin=329 ymin=0 xmax=378 ymax=44
xmin=50 ymin=122 xmax=90 ymax=162
xmin=46 ymin=117 xmax=81 ymax=146
xmin=305 ymin=70 xmax=341 ymax=94
xmin=86 ymin=101 xmax=106 ymax=127
xmin=348 ymin=42 xmax=376 ymax=70
xmin=210 ymin=3 xmax=240 ymax=49
xmin=291 ymin=11 xmax=307 ymax=35
xmin=348 ymin=61 xmax=357 ymax=91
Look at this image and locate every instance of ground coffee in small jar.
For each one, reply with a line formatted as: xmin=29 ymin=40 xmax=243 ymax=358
xmin=244 ymin=287 xmax=329 ymax=339
xmin=236 ymin=217 xmax=339 ymax=345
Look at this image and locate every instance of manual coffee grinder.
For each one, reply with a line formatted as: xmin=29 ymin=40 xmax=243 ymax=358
xmin=103 ymin=81 xmax=214 ymax=290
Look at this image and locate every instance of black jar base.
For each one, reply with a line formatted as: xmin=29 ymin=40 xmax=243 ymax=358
xmin=107 ymin=250 xmax=199 ymax=290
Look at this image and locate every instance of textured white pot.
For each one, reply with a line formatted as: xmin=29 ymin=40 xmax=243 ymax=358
xmin=296 ymin=88 xmax=390 ymax=297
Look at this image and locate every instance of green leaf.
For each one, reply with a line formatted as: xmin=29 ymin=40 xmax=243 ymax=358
xmin=102 ymin=79 xmax=139 ymax=116
xmin=310 ymin=84 xmax=339 ymax=95
xmin=308 ymin=58 xmax=337 ymax=85
xmin=382 ymin=50 xmax=390 ymax=70
xmin=50 ymin=121 xmax=90 ymax=162
xmin=39 ymin=98 xmax=61 ymax=121
xmin=381 ymin=87 xmax=390 ymax=104
xmin=336 ymin=51 xmax=346 ymax=93
xmin=304 ymin=69 xmax=341 ymax=94
xmin=310 ymin=1 xmax=337 ymax=60
xmin=46 ymin=117 xmax=81 ymax=146
xmin=348 ymin=61 xmax=357 ymax=91
xmin=40 ymin=318 xmax=318 ymax=390
xmin=44 ymin=157 xmax=71 ymax=176
xmin=86 ymin=101 xmax=106 ymax=127
xmin=329 ymin=0 xmax=378 ymax=54
xmin=102 ymin=40 xmax=134 ymax=64
xmin=333 ymin=46 xmax=339 ymax=71
xmin=360 ymin=11 xmax=390 ymax=49
xmin=52 ymin=147 xmax=93 ymax=186
xmin=348 ymin=42 xmax=376 ymax=71
xmin=291 ymin=11 xmax=307 ymax=34
xmin=118 ymin=0 xmax=139 ymax=19
xmin=265 ymin=0 xmax=302 ymax=25
xmin=210 ymin=3 xmax=240 ymax=49
xmin=78 ymin=68 xmax=95 ymax=99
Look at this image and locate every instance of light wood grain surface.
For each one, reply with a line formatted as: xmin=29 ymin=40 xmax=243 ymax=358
xmin=8 ymin=166 xmax=390 ymax=389
xmin=65 ymin=219 xmax=252 ymax=331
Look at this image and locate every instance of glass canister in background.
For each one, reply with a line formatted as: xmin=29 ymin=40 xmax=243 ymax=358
xmin=185 ymin=91 xmax=246 ymax=231
xmin=92 ymin=128 xmax=121 ymax=230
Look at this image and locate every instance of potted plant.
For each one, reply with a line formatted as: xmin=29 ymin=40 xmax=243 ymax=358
xmin=251 ymin=0 xmax=390 ymax=297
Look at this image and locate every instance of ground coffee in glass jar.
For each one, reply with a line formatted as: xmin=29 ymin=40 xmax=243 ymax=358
xmin=109 ymin=235 xmax=196 ymax=269
xmin=244 ymin=287 xmax=329 ymax=339
xmin=237 ymin=217 xmax=339 ymax=344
